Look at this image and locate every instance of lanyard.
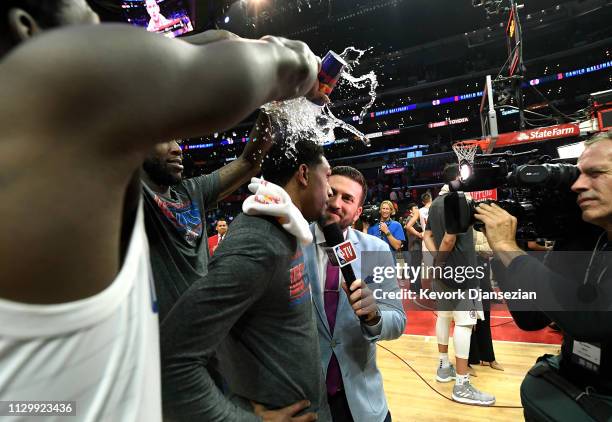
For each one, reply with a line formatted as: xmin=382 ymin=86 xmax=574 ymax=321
xmin=578 ymin=233 xmax=610 ymax=302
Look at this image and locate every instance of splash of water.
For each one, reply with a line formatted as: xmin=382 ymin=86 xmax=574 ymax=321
xmin=261 ymin=98 xmax=370 ymax=151
xmin=261 ymin=46 xmax=377 ymax=155
xmin=338 ymin=46 xmax=371 ymax=67
xmin=321 ymin=106 xmax=371 ymax=144
xmin=340 ymin=71 xmax=378 ymax=124
xmin=338 ymin=47 xmax=378 ymax=124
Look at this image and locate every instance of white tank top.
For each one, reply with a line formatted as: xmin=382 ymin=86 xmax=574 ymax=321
xmin=0 ymin=203 xmax=161 ymax=422
xmin=419 ymin=206 xmax=430 ymax=252
xmin=419 ymin=206 xmax=430 ymax=231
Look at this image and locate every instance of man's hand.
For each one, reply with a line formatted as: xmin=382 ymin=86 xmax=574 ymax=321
xmin=215 ymin=112 xmax=274 ymax=201
xmin=474 ymin=203 xmax=520 ymax=251
xmin=246 ymin=112 xmax=274 ymax=160
xmin=379 ymin=222 xmax=390 ymax=235
xmin=474 ymin=203 xmax=527 ymax=267
xmin=252 ymin=400 xmax=317 ymax=422
xmin=341 ymin=278 xmax=379 ymax=324
xmin=259 ymin=36 xmax=321 ymax=101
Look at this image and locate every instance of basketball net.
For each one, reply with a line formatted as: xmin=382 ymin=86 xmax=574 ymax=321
xmin=452 ymin=141 xmax=479 ymax=166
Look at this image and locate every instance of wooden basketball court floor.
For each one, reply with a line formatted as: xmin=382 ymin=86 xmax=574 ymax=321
xmin=377 ymin=334 xmax=560 ymax=421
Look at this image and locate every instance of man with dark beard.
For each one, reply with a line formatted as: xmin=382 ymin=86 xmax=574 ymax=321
xmin=142 ymin=114 xmax=276 ymax=321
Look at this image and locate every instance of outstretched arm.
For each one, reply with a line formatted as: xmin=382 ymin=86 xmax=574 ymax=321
xmin=215 ymin=112 xmax=274 ymax=202
xmin=0 ymin=24 xmax=321 ymax=303
xmin=1 ymin=25 xmax=320 ymax=157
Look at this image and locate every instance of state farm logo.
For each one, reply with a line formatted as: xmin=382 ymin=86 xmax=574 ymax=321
xmin=515 ymin=124 xmax=579 ymax=142
xmin=516 ymin=132 xmax=531 ymax=141
xmin=497 ymin=124 xmax=581 ymax=148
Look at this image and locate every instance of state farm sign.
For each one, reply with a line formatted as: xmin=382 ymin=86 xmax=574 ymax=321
xmin=451 ymin=123 xmax=581 ymax=152
xmin=496 ymin=123 xmax=580 ymax=147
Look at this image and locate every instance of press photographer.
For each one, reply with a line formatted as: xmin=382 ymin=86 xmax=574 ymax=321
xmin=473 ymin=132 xmax=612 ymax=421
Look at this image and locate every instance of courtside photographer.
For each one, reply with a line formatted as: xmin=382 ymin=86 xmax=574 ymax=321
xmin=472 ymin=131 xmax=612 ymax=421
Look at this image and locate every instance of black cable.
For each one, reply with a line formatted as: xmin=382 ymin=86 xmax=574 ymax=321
xmin=410 ymin=297 xmax=437 ymax=312
xmin=490 ymin=319 xmax=515 ymax=328
xmin=376 ymin=343 xmax=523 ymax=409
xmin=493 ymin=42 xmax=521 ymax=83
xmin=524 ymin=119 xmax=554 ymax=127
xmin=528 ymin=85 xmax=576 ymax=122
xmin=409 ymin=298 xmax=517 ymax=327
xmin=523 ymin=116 xmax=557 ymax=123
xmin=394 ymin=297 xmax=523 ymax=408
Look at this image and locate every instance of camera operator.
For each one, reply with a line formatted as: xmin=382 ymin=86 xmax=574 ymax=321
xmin=367 ymin=200 xmax=405 ymax=252
xmin=474 ymin=131 xmax=612 ymax=421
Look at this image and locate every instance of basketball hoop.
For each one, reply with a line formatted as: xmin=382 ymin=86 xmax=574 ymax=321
xmin=452 ymin=141 xmax=480 ymax=166
xmin=452 ymin=141 xmax=481 ymax=181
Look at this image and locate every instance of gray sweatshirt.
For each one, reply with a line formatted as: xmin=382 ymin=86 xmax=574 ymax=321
xmin=160 ymin=213 xmax=331 ymax=421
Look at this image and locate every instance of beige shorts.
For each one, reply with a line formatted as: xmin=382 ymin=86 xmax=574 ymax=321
xmin=434 ymin=279 xmax=484 ymax=326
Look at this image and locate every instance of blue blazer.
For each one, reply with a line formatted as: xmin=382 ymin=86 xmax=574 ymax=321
xmin=303 ymin=225 xmax=406 ymax=422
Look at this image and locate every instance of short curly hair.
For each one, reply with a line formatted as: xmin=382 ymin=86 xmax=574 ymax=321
xmin=261 ymin=135 xmax=325 ymax=188
xmin=380 ymin=200 xmax=396 ymax=216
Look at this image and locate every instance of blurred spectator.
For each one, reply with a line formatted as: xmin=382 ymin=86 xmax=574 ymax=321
xmin=404 ymin=202 xmax=424 ymax=291
xmin=207 ymin=218 xmax=228 ymax=256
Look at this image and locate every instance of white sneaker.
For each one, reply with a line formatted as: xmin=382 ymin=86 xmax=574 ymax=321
xmin=436 ymin=363 xmax=456 ymax=383
xmin=452 ymin=381 xmax=496 ymax=406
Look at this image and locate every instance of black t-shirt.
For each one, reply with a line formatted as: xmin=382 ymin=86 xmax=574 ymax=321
xmin=143 ymin=172 xmax=220 ymax=321
xmin=407 ymin=220 xmax=423 ymax=252
xmin=426 ymin=194 xmax=478 ymax=288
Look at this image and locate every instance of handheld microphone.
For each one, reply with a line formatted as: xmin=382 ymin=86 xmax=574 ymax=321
xmin=321 ymin=223 xmax=367 ymax=322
